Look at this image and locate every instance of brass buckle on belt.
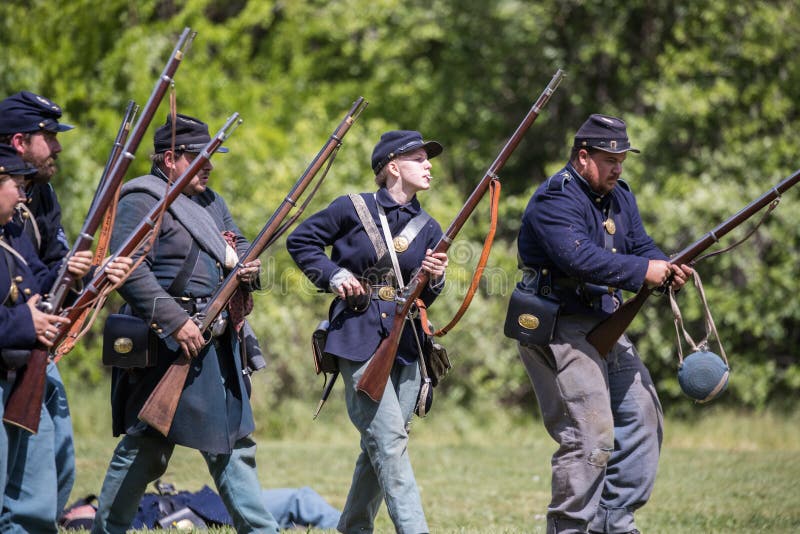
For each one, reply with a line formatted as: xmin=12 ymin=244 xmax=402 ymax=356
xmin=377 ymin=286 xmax=396 ymax=301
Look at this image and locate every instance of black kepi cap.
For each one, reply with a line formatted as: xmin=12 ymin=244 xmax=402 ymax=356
xmin=573 ymin=114 xmax=640 ymax=154
xmin=153 ymin=113 xmax=228 ymax=154
xmin=0 ymin=144 xmax=37 ymax=176
xmin=371 ymin=130 xmax=443 ymax=174
xmin=0 ymin=91 xmax=75 ymax=135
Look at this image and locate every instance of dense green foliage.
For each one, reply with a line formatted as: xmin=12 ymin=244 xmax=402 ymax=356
xmin=3 ymin=0 xmax=799 ymax=412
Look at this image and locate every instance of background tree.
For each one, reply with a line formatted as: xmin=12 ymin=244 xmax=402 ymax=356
xmin=2 ymin=0 xmax=798 ymax=413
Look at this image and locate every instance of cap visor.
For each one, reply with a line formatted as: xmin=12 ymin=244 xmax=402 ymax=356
xmin=422 ymin=140 xmax=443 ymax=159
xmin=4 ymin=166 xmax=38 ymax=177
xmin=592 ymin=146 xmax=640 ymax=154
xmin=184 ymin=145 xmax=229 ymax=154
xmin=54 ymin=123 xmax=75 ymax=132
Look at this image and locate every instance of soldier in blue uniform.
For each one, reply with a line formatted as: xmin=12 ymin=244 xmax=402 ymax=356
xmin=91 ymin=114 xmax=279 ymax=534
xmin=0 ymin=143 xmax=127 ymax=533
xmin=514 ymin=114 xmax=692 ymax=534
xmin=0 ymin=149 xmax=66 ymax=519
xmin=287 ymin=130 xmax=449 ymax=534
xmin=0 ymin=91 xmax=75 ymax=271
xmin=0 ymin=91 xmax=89 ymax=522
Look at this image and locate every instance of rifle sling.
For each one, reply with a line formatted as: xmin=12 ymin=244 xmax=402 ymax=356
xmin=166 ymin=241 xmax=200 ymax=297
xmin=433 ymin=178 xmax=502 ymax=336
xmin=13 ymin=203 xmax=41 ymax=252
xmin=0 ymin=238 xmax=22 ymax=307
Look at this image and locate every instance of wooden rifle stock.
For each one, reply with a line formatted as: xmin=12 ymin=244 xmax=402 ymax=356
xmin=356 ymin=69 xmax=565 ymax=402
xmin=42 ymin=28 xmax=195 ymax=316
xmin=586 ymin=167 xmax=800 ymax=356
xmin=138 ymin=98 xmax=368 ymax=436
xmin=2 ymin=346 xmax=49 ymax=433
xmin=1 ymin=112 xmax=237 ymax=434
xmin=3 ymin=104 xmax=136 ymax=432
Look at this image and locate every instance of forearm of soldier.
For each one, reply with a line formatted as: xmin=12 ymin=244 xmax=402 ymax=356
xmin=117 ymin=275 xmax=189 ymax=339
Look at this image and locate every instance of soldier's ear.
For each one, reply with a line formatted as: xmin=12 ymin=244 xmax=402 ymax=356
xmin=575 ymin=148 xmax=592 ymax=169
xmin=163 ymin=150 xmax=177 ymax=169
xmin=386 ymin=159 xmax=402 ymax=178
xmin=9 ymin=133 xmax=28 ymax=153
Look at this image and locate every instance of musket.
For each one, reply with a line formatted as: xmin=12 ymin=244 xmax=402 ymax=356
xmin=50 ymin=102 xmax=140 ymax=362
xmin=90 ymin=100 xmax=140 ymax=266
xmin=41 ymin=27 xmax=195 ymax=316
xmin=137 ymin=97 xmax=369 ymax=436
xmin=3 ymin=28 xmax=195 ymax=435
xmin=2 ymin=113 xmax=239 ymax=433
xmin=356 ymin=69 xmax=566 ymax=402
xmin=87 ymin=100 xmax=139 ymax=217
xmin=586 ymin=168 xmax=800 ymax=356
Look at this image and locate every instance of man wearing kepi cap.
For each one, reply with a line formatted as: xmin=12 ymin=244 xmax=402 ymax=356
xmin=512 ymin=114 xmax=692 ymax=533
xmin=91 ymin=113 xmax=278 ymax=534
xmin=0 ymin=91 xmax=111 ymax=530
xmin=0 ymin=142 xmax=127 ymax=533
xmin=0 ymin=91 xmax=76 ymax=271
xmin=287 ymin=130 xmax=449 ymax=533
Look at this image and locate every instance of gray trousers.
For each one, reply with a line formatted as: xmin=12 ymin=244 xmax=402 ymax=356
xmin=91 ymin=434 xmax=279 ymax=534
xmin=518 ymin=315 xmax=663 ymax=534
xmin=337 ymin=358 xmax=428 ymax=534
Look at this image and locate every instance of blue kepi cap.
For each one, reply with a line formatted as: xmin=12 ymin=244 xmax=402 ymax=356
xmin=153 ymin=113 xmax=229 ymax=154
xmin=573 ymin=114 xmax=639 ymax=154
xmin=0 ymin=91 xmax=75 ymax=135
xmin=0 ymin=143 xmax=37 ymax=176
xmin=371 ymin=130 xmax=443 ymax=174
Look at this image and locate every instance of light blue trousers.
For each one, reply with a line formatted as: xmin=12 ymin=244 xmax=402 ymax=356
xmin=0 ymin=362 xmax=72 ymax=533
xmin=0 ymin=378 xmax=10 ymax=515
xmin=2 ymin=399 xmax=59 ymax=533
xmin=91 ymin=433 xmax=279 ymax=534
xmin=518 ymin=315 xmax=663 ymax=534
xmin=263 ymin=487 xmax=341 ymax=530
xmin=337 ymin=358 xmax=428 ymax=534
xmin=46 ymin=362 xmax=76 ymax=516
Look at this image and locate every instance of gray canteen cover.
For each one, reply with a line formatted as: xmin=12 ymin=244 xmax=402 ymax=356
xmin=678 ymin=350 xmax=730 ymax=403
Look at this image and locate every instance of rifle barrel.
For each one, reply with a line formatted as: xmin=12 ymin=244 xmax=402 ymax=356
xmin=88 ymin=100 xmax=139 ymax=217
xmin=198 ymin=97 xmax=368 ymax=333
xmin=44 ymin=27 xmax=195 ymax=315
xmin=138 ymin=98 xmax=368 ymax=436
xmin=586 ymin=167 xmax=800 ymax=356
xmin=55 ymin=113 xmax=241 ymax=342
xmin=356 ymin=69 xmax=565 ymax=401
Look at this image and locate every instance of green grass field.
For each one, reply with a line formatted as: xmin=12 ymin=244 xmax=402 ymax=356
xmin=66 ymin=377 xmax=800 ymax=533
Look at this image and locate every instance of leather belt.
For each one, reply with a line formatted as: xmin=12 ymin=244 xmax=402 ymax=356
xmin=175 ymin=297 xmax=228 ymax=338
xmin=175 ymin=296 xmax=210 ymax=315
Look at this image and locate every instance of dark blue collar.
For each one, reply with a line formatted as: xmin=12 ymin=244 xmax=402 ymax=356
xmin=375 ymin=187 xmax=421 ymax=214
xmin=566 ymin=162 xmax=612 ymax=209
